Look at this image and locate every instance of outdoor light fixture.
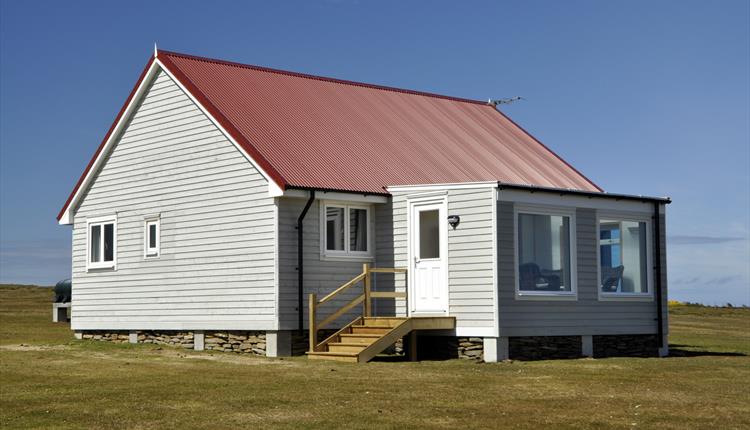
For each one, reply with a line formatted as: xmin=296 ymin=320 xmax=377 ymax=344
xmin=447 ymin=215 xmax=460 ymax=229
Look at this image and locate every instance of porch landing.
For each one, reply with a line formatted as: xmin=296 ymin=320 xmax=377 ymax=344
xmin=306 ymin=316 xmax=455 ymax=363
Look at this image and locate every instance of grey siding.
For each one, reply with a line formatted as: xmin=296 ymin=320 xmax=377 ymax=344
xmin=390 ymin=187 xmax=497 ymax=334
xmin=498 ymin=202 xmax=665 ymax=336
xmin=277 ymin=198 xmax=375 ymax=330
xmin=71 ymin=69 xmax=277 ymax=331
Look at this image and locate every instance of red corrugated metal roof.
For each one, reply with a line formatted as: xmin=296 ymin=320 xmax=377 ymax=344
xmin=59 ymin=50 xmax=602 ymax=220
xmin=160 ymin=50 xmax=601 ymax=194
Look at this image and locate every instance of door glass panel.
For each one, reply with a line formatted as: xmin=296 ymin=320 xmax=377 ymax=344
xmin=419 ymin=209 xmax=440 ymax=259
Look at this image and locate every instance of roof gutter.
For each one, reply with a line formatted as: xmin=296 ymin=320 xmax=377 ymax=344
xmin=285 ymin=185 xmax=390 ymax=197
xmin=496 ymin=182 xmax=672 ymax=204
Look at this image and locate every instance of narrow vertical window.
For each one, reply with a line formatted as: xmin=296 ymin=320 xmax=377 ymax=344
xmin=349 ymin=208 xmax=368 ymax=252
xmin=145 ymin=218 xmax=160 ymax=258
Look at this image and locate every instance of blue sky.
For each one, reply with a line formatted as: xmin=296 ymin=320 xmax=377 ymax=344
xmin=1 ymin=1 xmax=748 ymax=305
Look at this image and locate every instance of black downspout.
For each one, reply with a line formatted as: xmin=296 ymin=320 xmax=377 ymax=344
xmin=653 ymin=202 xmax=664 ymax=349
xmin=297 ymin=190 xmax=315 ymax=334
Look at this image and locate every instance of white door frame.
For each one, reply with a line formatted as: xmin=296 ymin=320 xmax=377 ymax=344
xmin=407 ymin=193 xmax=449 ymax=315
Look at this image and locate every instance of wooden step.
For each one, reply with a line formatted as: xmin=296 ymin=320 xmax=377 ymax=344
xmin=306 ymin=351 xmax=359 ymax=363
xmin=350 ymin=326 xmax=392 ymax=335
xmin=327 ymin=342 xmax=369 ymax=353
xmin=362 ymin=317 xmax=407 ymax=328
xmin=338 ymin=333 xmax=380 ymax=344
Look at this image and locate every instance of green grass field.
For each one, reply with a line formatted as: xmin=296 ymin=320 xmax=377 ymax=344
xmin=1 ymin=285 xmax=748 ymax=429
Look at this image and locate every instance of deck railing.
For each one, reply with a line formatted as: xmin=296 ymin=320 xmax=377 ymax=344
xmin=308 ymin=263 xmax=407 ymax=352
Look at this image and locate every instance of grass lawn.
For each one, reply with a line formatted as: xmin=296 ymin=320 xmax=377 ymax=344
xmin=1 ymin=285 xmax=748 ymax=429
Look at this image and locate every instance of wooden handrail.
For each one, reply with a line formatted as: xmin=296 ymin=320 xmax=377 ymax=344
xmin=318 ymin=273 xmax=366 ymax=304
xmin=308 ymin=263 xmax=408 ymax=352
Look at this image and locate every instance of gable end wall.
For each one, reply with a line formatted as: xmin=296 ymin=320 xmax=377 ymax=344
xmin=70 ymin=69 xmax=277 ymax=331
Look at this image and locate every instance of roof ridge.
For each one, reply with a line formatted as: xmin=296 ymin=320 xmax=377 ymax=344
xmin=158 ymin=49 xmax=490 ymax=107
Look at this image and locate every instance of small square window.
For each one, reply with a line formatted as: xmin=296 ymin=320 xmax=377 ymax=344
xmin=88 ymin=217 xmax=116 ymax=270
xmin=321 ymin=202 xmax=372 ymax=259
xmin=145 ymin=218 xmax=160 ymax=258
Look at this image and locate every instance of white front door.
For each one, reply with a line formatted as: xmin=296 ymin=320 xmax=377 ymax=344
xmin=409 ymin=198 xmax=448 ymax=314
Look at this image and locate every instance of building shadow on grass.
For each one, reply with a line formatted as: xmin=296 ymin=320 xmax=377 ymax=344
xmin=667 ymin=344 xmax=747 ymax=358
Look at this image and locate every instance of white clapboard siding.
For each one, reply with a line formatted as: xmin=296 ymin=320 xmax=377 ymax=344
xmin=71 ymin=69 xmax=277 ymax=331
xmin=277 ymin=197 xmax=378 ymax=330
xmin=497 ymin=202 xmax=666 ymax=336
xmin=389 ymin=188 xmax=498 ymax=335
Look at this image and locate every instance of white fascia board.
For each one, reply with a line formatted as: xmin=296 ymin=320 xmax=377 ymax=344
xmin=155 ymin=59 xmax=284 ymax=198
xmin=386 ymin=181 xmax=498 ymax=193
xmin=283 ymin=189 xmax=388 ymax=204
xmin=499 ymin=188 xmax=656 ymax=214
xmin=58 ymin=61 xmax=163 ymax=225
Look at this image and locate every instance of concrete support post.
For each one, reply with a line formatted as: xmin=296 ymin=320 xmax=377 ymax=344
xmin=483 ymin=336 xmax=509 ymax=362
xmin=581 ymin=335 xmax=593 ymax=357
xmin=74 ymin=331 xmax=83 ymax=340
xmin=658 ymin=333 xmax=669 ymax=357
xmin=128 ymin=331 xmax=138 ymax=344
xmin=194 ymin=331 xmax=205 ymax=351
xmin=266 ymin=330 xmax=292 ymax=357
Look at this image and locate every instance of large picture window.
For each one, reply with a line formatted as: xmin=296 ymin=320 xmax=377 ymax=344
xmin=516 ymin=210 xmax=575 ymax=297
xmin=322 ymin=202 xmax=371 ymax=258
xmin=599 ymin=219 xmax=650 ymax=296
xmin=87 ymin=217 xmax=116 ymax=270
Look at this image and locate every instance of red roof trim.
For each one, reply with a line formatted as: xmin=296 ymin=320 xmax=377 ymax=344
xmin=158 ymin=50 xmax=489 ymax=107
xmin=57 ymin=56 xmax=156 ymax=221
xmin=157 ymin=53 xmax=289 ymax=191
xmin=489 ymin=108 xmax=604 ymax=192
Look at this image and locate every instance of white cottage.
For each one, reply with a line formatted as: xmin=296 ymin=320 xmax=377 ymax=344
xmin=58 ymin=50 xmax=670 ymax=362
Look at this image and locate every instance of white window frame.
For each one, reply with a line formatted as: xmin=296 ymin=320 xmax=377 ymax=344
xmin=144 ymin=216 xmax=160 ymax=258
xmin=596 ymin=211 xmax=654 ymax=301
xmin=86 ymin=215 xmax=117 ymax=271
xmin=319 ymin=201 xmax=373 ymax=261
xmin=513 ymin=204 xmax=577 ymax=300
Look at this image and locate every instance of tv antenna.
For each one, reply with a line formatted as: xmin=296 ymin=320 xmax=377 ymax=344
xmin=487 ymin=96 xmax=524 ymax=107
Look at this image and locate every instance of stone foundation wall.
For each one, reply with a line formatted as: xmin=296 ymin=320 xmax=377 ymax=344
xmin=81 ymin=331 xmax=129 ymax=343
xmin=204 ymin=331 xmax=266 ymax=355
xmin=593 ymin=334 xmax=658 ymax=358
xmin=509 ymin=336 xmax=582 ymax=360
xmin=139 ymin=331 xmax=194 ymax=348
xmin=79 ymin=330 xmax=266 ymax=356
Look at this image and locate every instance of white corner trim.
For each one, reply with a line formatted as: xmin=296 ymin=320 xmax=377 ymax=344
xmin=491 ymin=188 xmax=500 ymax=337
